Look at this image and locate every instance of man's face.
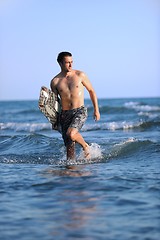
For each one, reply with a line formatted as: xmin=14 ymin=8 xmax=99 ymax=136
xmin=61 ymin=56 xmax=73 ymax=72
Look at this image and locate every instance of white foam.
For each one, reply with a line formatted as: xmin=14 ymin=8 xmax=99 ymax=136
xmin=124 ymin=101 xmax=140 ymax=108
xmin=83 ymin=121 xmax=141 ymax=131
xmin=77 ymin=143 xmax=103 ymax=160
xmin=108 ymin=137 xmax=137 ymax=158
xmin=124 ymin=102 xmax=160 ymax=112
xmin=138 ymin=112 xmax=158 ymax=119
xmin=112 ymin=137 xmax=137 ymax=151
xmin=58 ymin=143 xmax=103 ymax=165
xmin=0 ymin=122 xmax=51 ymax=132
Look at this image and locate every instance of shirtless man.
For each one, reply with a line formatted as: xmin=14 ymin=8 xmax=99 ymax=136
xmin=50 ymin=52 xmax=100 ymax=160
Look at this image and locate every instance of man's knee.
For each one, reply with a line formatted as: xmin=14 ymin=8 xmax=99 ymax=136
xmin=67 ymin=128 xmax=77 ymax=140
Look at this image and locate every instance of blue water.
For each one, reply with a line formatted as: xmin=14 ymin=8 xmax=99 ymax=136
xmin=0 ymin=98 xmax=160 ymax=240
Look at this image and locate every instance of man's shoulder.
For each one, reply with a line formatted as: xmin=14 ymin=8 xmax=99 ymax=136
xmin=74 ymin=70 xmax=85 ymax=77
xmin=51 ymin=73 xmax=61 ymax=84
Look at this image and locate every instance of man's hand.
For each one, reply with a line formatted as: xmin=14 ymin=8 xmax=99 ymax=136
xmin=94 ymin=110 xmax=100 ymax=121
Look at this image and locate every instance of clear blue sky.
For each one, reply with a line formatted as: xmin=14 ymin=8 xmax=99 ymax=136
xmin=0 ymin=0 xmax=159 ymax=100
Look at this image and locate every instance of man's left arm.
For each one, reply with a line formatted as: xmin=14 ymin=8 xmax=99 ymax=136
xmin=81 ymin=72 xmax=100 ymax=121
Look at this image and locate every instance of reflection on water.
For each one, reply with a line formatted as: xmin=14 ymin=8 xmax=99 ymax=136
xmin=42 ymin=165 xmax=99 ymax=237
xmin=45 ymin=165 xmax=92 ymax=177
xmin=59 ymin=189 xmax=97 ymax=231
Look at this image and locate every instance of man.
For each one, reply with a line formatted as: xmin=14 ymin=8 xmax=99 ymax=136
xmin=50 ymin=52 xmax=100 ymax=160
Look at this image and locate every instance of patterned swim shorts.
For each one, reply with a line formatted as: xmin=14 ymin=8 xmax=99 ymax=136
xmin=60 ymin=106 xmax=88 ymax=146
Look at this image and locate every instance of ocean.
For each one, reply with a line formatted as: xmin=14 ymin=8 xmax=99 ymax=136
xmin=0 ymin=97 xmax=160 ymax=240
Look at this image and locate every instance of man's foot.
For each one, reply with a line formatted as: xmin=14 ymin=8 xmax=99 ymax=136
xmin=83 ymin=144 xmax=91 ymax=160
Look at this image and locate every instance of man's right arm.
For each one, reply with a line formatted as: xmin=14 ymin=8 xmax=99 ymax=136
xmin=50 ymin=78 xmax=59 ymax=98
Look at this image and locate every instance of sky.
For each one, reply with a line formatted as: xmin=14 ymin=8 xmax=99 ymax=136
xmin=0 ymin=0 xmax=159 ymax=100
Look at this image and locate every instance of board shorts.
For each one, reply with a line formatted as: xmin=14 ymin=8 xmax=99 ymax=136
xmin=60 ymin=106 xmax=88 ymax=146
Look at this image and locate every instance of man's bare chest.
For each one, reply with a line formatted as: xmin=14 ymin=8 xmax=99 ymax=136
xmin=57 ymin=78 xmax=82 ymax=92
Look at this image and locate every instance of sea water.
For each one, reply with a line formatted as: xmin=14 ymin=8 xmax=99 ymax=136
xmin=0 ymin=98 xmax=160 ymax=240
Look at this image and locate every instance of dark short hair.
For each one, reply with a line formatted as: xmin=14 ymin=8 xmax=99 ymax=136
xmin=57 ymin=51 xmax=72 ymax=64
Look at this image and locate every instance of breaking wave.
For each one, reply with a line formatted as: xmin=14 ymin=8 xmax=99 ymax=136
xmin=0 ymin=117 xmax=159 ymax=133
xmin=0 ymin=136 xmax=158 ymax=165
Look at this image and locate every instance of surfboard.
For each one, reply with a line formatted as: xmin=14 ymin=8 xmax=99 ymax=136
xmin=38 ymin=86 xmax=61 ymax=131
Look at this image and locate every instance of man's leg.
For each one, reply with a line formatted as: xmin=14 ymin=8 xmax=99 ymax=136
xmin=67 ymin=128 xmax=90 ymax=158
xmin=66 ymin=141 xmax=75 ymax=160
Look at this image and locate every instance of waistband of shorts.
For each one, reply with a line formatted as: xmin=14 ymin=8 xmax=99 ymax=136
xmin=61 ymin=105 xmax=86 ymax=113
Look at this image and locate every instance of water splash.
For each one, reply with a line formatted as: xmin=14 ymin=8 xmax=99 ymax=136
xmin=77 ymin=143 xmax=103 ymax=160
xmin=58 ymin=143 xmax=103 ymax=166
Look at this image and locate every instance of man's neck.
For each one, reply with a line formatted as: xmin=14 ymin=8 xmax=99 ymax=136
xmin=61 ymin=69 xmax=73 ymax=77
